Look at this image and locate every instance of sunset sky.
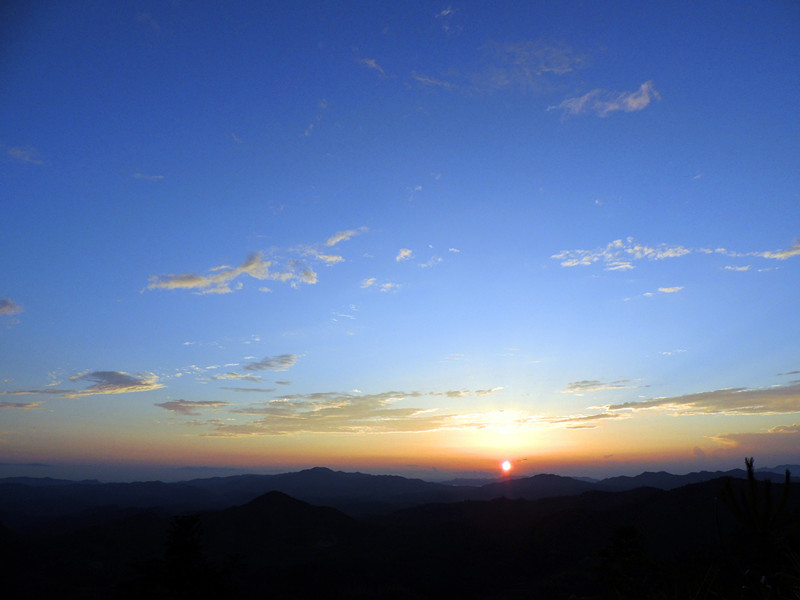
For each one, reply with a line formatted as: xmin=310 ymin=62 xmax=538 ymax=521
xmin=2 ymin=1 xmax=799 ymax=482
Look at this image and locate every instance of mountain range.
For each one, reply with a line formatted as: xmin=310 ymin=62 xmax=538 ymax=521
xmin=1 ymin=464 xmax=798 ymax=599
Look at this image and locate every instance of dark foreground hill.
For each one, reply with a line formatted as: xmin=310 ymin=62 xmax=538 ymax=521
xmin=4 ymin=469 xmax=799 ymax=599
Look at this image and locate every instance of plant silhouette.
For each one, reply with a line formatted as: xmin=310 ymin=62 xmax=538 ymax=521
xmin=721 ymin=457 xmax=799 ymax=599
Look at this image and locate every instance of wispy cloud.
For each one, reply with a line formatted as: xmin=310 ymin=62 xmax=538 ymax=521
xmin=63 ymin=371 xmax=164 ymax=398
xmin=553 ymin=237 xmax=690 ymax=270
xmin=554 ymin=237 xmax=800 ymax=271
xmin=325 ymin=227 xmax=368 ymax=247
xmin=431 ymin=387 xmax=504 ymax=398
xmin=724 ymin=265 xmax=751 ymax=272
xmin=756 ymin=240 xmax=800 ymax=260
xmin=0 ymin=401 xmax=43 ymax=410
xmin=208 ymin=372 xmax=262 ymax=383
xmin=543 ymin=412 xmax=626 ymax=429
xmin=358 ymin=58 xmax=386 ymax=76
xmin=712 ymin=424 xmax=800 ymax=454
xmin=132 ymin=172 xmax=164 ymax=181
xmin=631 ymin=286 xmax=684 ymax=300
xmin=302 ymin=98 xmax=328 ymax=137
xmin=155 ymin=400 xmax=232 ymax=415
xmin=550 ymin=80 xmax=660 ymax=117
xmin=243 ymin=354 xmax=298 ymax=372
xmin=411 ymin=40 xmax=585 ymax=93
xmin=411 ymin=71 xmax=455 ymax=89
xmin=360 ymin=278 xmax=400 ymax=293
xmin=607 ymin=382 xmax=800 ymax=415
xmin=147 ymin=252 xmax=317 ymax=294
xmin=6 ymin=146 xmax=43 ymax=164
xmin=220 ymin=387 xmax=276 ymax=393
xmin=0 ymin=372 xmax=162 ymax=399
xmin=420 ymin=256 xmax=443 ymax=268
xmin=562 ymin=379 xmax=644 ymax=394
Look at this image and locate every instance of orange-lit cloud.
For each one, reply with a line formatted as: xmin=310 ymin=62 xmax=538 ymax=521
xmin=607 ymin=382 xmax=800 ymax=415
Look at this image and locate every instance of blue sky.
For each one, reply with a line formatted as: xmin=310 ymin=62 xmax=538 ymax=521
xmin=1 ymin=1 xmax=799 ymax=481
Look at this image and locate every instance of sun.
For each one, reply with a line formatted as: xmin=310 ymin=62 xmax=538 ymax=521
xmin=501 ymin=460 xmax=512 ymax=472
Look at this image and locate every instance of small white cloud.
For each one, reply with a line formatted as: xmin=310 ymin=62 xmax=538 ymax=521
xmin=657 ymin=286 xmax=683 ymax=294
xmin=132 ymin=173 xmax=164 ymax=181
xmin=396 ymin=248 xmax=413 ymax=262
xmin=361 ymin=278 xmax=376 ymax=288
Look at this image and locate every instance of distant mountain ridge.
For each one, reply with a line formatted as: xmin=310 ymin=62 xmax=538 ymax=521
xmin=0 ymin=464 xmax=795 ymax=533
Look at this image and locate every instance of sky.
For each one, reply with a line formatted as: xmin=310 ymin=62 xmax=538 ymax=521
xmin=1 ymin=1 xmax=799 ymax=482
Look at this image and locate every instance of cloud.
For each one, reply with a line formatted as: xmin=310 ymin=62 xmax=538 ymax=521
xmin=550 ymin=80 xmax=660 ymax=117
xmin=6 ymin=146 xmax=43 ymax=164
xmin=0 ymin=401 xmax=43 ymax=410
xmin=607 ymin=382 xmax=800 ymax=416
xmin=205 ymin=390 xmax=531 ymax=437
xmin=711 ymin=424 xmax=800 ymax=457
xmin=724 ymin=265 xmax=751 ymax=271
xmin=243 ymin=354 xmax=298 ymax=372
xmin=361 ymin=278 xmax=376 ymax=288
xmin=0 ymin=298 xmax=23 ymax=316
xmin=0 ymin=372 xmax=165 ymax=399
xmin=208 ymin=372 xmax=262 ymax=383
xmin=147 ymin=252 xmax=321 ymax=294
xmin=396 ymin=248 xmax=413 ymax=262
xmin=380 ymin=282 xmax=401 ymax=293
xmin=147 ymin=252 xmax=271 ymax=294
xmin=658 ymin=286 xmax=683 ymax=294
xmin=420 ymin=256 xmax=443 ymax=268
xmin=433 ymin=387 xmax=504 ymax=398
xmin=132 ymin=172 xmax=164 ymax=181
xmin=411 ymin=71 xmax=455 ymax=89
xmin=553 ymin=237 xmax=691 ymax=270
xmin=155 ymin=400 xmax=232 ymax=416
xmin=472 ymin=41 xmax=587 ymax=91
xmin=63 ymin=371 xmax=165 ymax=398
xmin=755 ymin=240 xmax=800 ymax=260
xmin=555 ymin=238 xmax=800 ymax=272
xmin=562 ymin=379 xmax=643 ymax=394
xmin=544 ymin=412 xmax=625 ymax=429
xmin=411 ymin=40 xmax=584 ymax=93
xmin=301 ymin=247 xmax=344 ymax=265
xmin=220 ymin=387 xmax=277 ymax=393
xmin=358 ymin=58 xmax=386 ymax=76
xmin=325 ymin=227 xmax=368 ymax=247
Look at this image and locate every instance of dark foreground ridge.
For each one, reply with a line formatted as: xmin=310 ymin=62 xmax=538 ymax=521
xmin=2 ymin=460 xmax=799 ymax=599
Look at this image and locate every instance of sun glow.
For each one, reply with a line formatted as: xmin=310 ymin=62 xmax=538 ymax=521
xmin=501 ymin=460 xmax=512 ymax=472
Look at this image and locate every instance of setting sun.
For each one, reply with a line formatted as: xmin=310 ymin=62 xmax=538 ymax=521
xmin=501 ymin=460 xmax=512 ymax=472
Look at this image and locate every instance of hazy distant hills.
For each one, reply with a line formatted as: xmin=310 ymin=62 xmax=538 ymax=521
xmin=1 ymin=465 xmax=796 ymax=534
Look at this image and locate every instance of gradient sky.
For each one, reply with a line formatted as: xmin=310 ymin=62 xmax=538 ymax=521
xmin=2 ymin=1 xmax=799 ymax=482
